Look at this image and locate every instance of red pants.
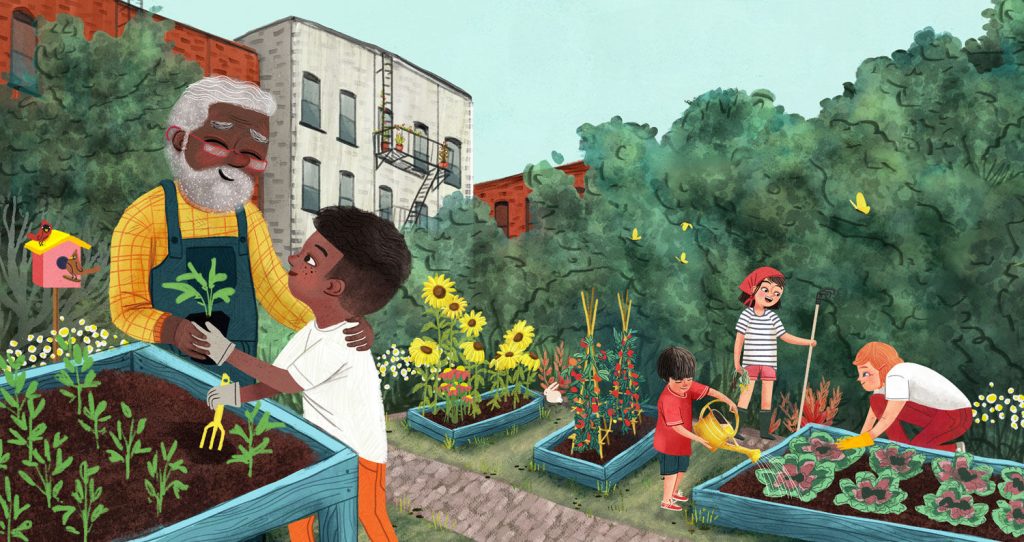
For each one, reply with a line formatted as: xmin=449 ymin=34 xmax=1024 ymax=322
xmin=869 ymin=394 xmax=971 ymax=452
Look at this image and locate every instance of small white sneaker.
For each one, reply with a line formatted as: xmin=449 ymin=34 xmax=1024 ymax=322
xmin=954 ymin=442 xmax=966 ymax=453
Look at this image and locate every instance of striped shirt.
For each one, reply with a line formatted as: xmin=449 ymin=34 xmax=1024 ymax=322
xmin=735 ymin=307 xmax=786 ymax=366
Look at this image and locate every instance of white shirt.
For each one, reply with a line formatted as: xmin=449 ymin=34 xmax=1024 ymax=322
xmin=874 ymin=362 xmax=970 ymax=411
xmin=735 ymin=307 xmax=786 ymax=366
xmin=272 ymin=320 xmax=387 ymax=463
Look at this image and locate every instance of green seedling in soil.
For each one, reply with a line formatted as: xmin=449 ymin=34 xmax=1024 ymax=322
xmin=54 ymin=461 xmax=109 ymax=542
xmin=144 ymin=440 xmax=189 ymax=516
xmin=77 ymin=393 xmax=110 ymax=450
xmin=105 ymin=402 xmax=151 ymax=480
xmin=54 ymin=339 xmax=100 ymax=416
xmin=8 ymin=385 xmax=45 ymax=460
xmin=17 ymin=431 xmax=73 ymax=508
xmin=227 ymin=402 xmax=284 ymax=478
xmin=1 ymin=354 xmax=45 ymax=458
xmin=0 ymin=441 xmax=9 ymax=471
xmin=0 ymin=476 xmax=31 ymax=542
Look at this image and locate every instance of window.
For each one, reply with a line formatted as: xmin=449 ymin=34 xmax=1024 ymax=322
xmin=378 ymin=186 xmax=393 ymax=222
xmin=302 ymin=158 xmax=320 ymax=212
xmin=339 ymin=90 xmax=356 ymax=145
xmin=444 ymin=138 xmax=462 ymax=188
xmin=414 ymin=202 xmax=428 ymax=228
xmin=525 ymin=197 xmax=534 ymax=231
xmin=494 ymin=201 xmax=509 ymax=237
xmin=379 ymin=108 xmax=393 ymax=147
xmin=339 ymin=171 xmax=355 ymax=207
xmin=301 ymin=72 xmax=321 ymax=130
xmin=413 ymin=122 xmax=429 ymax=172
xmin=10 ymin=10 xmax=38 ymax=94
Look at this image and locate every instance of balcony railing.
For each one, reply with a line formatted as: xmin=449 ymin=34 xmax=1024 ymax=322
xmin=376 ymin=206 xmax=439 ymax=233
xmin=373 ymin=125 xmax=451 ymax=180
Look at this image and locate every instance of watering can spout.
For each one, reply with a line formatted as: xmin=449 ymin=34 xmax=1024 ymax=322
xmin=693 ymin=400 xmax=762 ymax=464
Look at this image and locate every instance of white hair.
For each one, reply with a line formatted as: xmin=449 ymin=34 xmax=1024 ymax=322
xmin=167 ymin=76 xmax=276 ymax=135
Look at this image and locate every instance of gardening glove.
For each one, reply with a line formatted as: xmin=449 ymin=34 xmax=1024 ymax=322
xmin=207 ymin=382 xmax=241 ymax=409
xmin=543 ymin=381 xmax=563 ymax=404
xmin=836 ymin=432 xmax=875 ymax=450
xmin=192 ymin=322 xmax=235 ymax=366
xmin=161 ymin=314 xmax=207 ymax=360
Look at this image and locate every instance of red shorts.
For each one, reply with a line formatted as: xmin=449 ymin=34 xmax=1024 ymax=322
xmin=743 ymin=364 xmax=776 ymax=381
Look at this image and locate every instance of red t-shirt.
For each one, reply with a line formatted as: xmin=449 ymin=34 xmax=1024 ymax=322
xmin=654 ymin=381 xmax=709 ymax=456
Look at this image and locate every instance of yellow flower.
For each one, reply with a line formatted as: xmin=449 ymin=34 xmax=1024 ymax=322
xmin=459 ymin=311 xmax=487 ymax=338
xmin=986 ymin=393 xmax=997 ymax=403
xmin=503 ymin=320 xmax=535 ymax=352
xmin=490 ymin=344 xmax=520 ymax=371
xmin=58 ymin=327 xmax=69 ymax=338
xmin=408 ymin=338 xmax=441 ymax=366
xmin=997 ymin=404 xmax=1004 ymax=412
xmin=100 ymin=329 xmax=109 ymax=339
xmin=520 ymin=352 xmax=540 ymax=372
xmin=460 ymin=341 xmax=486 ymax=364
xmin=442 ymin=295 xmax=468 ymax=319
xmin=982 ymin=413 xmax=989 ymax=422
xmin=7 ymin=340 xmax=15 ymax=348
xmin=422 ymin=275 xmax=456 ymax=309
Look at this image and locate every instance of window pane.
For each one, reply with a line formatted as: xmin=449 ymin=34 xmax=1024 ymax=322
xmin=444 ymin=140 xmax=461 ymax=188
xmin=11 ymin=15 xmax=38 ymax=93
xmin=379 ymin=187 xmax=393 ymax=221
xmin=339 ymin=92 xmax=356 ymax=144
xmin=413 ymin=123 xmax=429 ymax=172
xmin=339 ymin=171 xmax=354 ymax=206
xmin=301 ymin=75 xmax=320 ymax=128
xmin=302 ymin=159 xmax=320 ymax=212
xmin=495 ymin=202 xmax=509 ymax=236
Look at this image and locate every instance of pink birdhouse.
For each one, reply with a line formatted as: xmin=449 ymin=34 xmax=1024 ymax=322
xmin=24 ymin=230 xmax=92 ymax=289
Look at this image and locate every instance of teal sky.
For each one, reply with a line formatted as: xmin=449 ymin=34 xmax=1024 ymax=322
xmin=157 ymin=0 xmax=989 ymax=182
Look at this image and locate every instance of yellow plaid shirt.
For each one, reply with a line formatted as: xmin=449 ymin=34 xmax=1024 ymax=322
xmin=109 ymin=182 xmax=312 ymax=343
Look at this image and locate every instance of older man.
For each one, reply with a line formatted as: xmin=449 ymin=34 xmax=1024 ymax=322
xmin=110 ymin=76 xmax=372 ymax=386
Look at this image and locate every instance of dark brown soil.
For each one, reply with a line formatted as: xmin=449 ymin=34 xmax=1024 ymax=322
xmin=422 ymin=393 xmax=536 ymax=429
xmin=720 ymin=454 xmax=1012 ymax=541
xmin=551 ymin=415 xmax=657 ymax=465
xmin=1 ymin=370 xmax=317 ymax=542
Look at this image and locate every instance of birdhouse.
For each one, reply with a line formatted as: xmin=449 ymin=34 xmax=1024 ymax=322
xmin=24 ymin=230 xmax=92 ymax=289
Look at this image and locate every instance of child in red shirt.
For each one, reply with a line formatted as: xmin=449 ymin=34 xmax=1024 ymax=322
xmin=654 ymin=347 xmax=737 ymax=511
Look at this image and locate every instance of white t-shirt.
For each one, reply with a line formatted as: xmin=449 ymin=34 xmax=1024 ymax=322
xmin=874 ymin=362 xmax=970 ymax=411
xmin=272 ymin=320 xmax=387 ymax=463
xmin=735 ymin=307 xmax=786 ymax=366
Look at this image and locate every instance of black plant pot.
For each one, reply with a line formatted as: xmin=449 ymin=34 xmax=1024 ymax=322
xmin=186 ymin=310 xmax=231 ymax=365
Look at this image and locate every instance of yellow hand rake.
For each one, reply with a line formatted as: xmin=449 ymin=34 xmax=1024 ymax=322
xmin=200 ymin=373 xmax=231 ymax=451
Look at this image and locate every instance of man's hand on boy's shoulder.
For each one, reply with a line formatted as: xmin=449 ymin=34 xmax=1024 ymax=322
xmin=343 ymin=317 xmax=374 ymax=351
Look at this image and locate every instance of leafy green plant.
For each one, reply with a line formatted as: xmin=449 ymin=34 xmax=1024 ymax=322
xmin=144 ymin=441 xmax=189 ymax=516
xmin=754 ymin=452 xmax=836 ymax=502
xmin=1 ymin=354 xmax=45 ymax=458
xmin=931 ymin=452 xmax=996 ymax=496
xmin=998 ymin=466 xmax=1024 ymax=500
xmin=160 ymin=258 xmax=236 ymax=317
xmin=833 ymin=470 xmax=908 ymax=514
xmin=0 ymin=442 xmax=9 ymax=472
xmin=867 ymin=444 xmax=926 ymax=481
xmin=17 ymin=431 xmax=73 ymax=508
xmin=77 ymin=393 xmax=110 ymax=450
xmin=227 ymin=402 xmax=285 ymax=478
xmin=0 ymin=476 xmax=30 ymax=542
xmin=54 ymin=338 xmax=100 ymax=415
xmin=993 ymin=498 xmax=1024 ymax=537
xmin=788 ymin=429 xmax=864 ymax=471
xmin=915 ymin=481 xmax=989 ymax=527
xmin=105 ymin=402 xmax=151 ymax=480
xmin=53 ymin=461 xmax=108 ymax=542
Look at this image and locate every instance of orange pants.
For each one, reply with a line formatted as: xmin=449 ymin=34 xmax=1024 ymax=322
xmin=288 ymin=457 xmax=397 ymax=542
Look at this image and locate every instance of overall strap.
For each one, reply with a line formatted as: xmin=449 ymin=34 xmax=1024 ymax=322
xmin=159 ymin=180 xmax=184 ymax=259
xmin=235 ymin=205 xmax=249 ymax=256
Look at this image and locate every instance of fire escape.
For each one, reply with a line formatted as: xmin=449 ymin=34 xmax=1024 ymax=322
xmin=373 ymin=53 xmax=452 ymax=230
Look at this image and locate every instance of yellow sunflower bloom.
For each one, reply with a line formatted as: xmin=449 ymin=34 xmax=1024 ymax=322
xmin=503 ymin=320 xmax=535 ymax=352
xmin=408 ymin=338 xmax=441 ymax=366
xmin=459 ymin=310 xmax=487 ymax=338
xmin=460 ymin=341 xmax=486 ymax=364
xmin=442 ymin=295 xmax=468 ymax=319
xmin=520 ymin=352 xmax=541 ymax=372
xmin=490 ymin=344 xmax=521 ymax=371
xmin=422 ymin=275 xmax=456 ymax=309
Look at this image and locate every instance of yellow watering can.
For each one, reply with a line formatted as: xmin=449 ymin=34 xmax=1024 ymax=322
xmin=693 ymin=399 xmax=761 ymax=464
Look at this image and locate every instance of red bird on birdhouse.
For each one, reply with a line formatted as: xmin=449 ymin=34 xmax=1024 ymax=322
xmin=26 ymin=220 xmax=53 ymax=245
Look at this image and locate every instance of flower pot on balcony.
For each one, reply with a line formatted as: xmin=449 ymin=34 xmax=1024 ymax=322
xmin=438 ymin=161 xmax=449 ymax=170
xmin=407 ymin=386 xmax=543 ymax=447
xmin=380 ymin=141 xmax=390 ymax=152
xmin=395 ymin=144 xmax=404 ymax=153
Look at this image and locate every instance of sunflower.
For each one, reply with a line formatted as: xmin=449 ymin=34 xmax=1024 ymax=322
xmin=490 ymin=344 xmax=521 ymax=371
xmin=459 ymin=310 xmax=487 ymax=338
xmin=460 ymin=341 xmax=486 ymax=364
xmin=442 ymin=295 xmax=468 ymax=319
xmin=502 ymin=320 xmax=535 ymax=352
xmin=421 ymin=275 xmax=456 ymax=309
xmin=408 ymin=337 xmax=441 ymax=366
xmin=520 ymin=352 xmax=541 ymax=372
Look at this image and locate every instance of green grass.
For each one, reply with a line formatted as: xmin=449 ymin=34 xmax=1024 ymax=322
xmin=387 ymin=405 xmax=792 ymax=541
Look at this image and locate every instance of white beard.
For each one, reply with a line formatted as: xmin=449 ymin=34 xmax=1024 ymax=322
xmin=169 ymin=151 xmax=254 ymax=212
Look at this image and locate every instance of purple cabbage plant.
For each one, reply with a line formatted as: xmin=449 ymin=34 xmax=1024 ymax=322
xmin=754 ymin=452 xmax=836 ymax=503
xmin=993 ymin=499 xmax=1024 ymax=537
xmin=867 ymin=444 xmax=925 ymax=481
xmin=787 ymin=430 xmax=864 ymax=471
xmin=916 ymin=481 xmax=989 ymax=527
xmin=997 ymin=466 xmax=1024 ymax=501
xmin=930 ymin=452 xmax=995 ymax=496
xmin=833 ymin=470 xmax=908 ymax=514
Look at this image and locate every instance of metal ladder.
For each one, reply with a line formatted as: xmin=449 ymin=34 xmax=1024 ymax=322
xmin=379 ymin=53 xmax=394 ymax=131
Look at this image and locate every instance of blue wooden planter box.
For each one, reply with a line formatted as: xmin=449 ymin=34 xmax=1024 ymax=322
xmin=12 ymin=343 xmax=359 ymax=542
xmin=407 ymin=386 xmax=543 ymax=447
xmin=692 ymin=423 xmax=1024 ymax=542
xmin=532 ymin=404 xmax=657 ymax=490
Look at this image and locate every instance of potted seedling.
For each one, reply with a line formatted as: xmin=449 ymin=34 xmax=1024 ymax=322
xmin=438 ymin=144 xmax=450 ymax=170
xmin=394 ymin=130 xmax=406 ymax=153
xmin=161 ymin=257 xmax=235 ymax=364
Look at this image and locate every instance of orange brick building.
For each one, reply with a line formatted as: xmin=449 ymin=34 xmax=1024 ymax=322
xmin=473 ymin=161 xmax=588 ymax=238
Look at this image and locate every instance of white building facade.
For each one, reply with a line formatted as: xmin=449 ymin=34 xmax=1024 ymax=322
xmin=237 ymin=17 xmax=473 ymax=258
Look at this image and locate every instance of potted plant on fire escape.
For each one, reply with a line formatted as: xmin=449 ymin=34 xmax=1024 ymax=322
xmin=438 ymin=144 xmax=450 ymax=170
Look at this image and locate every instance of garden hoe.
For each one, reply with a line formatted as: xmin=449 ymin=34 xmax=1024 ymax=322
xmin=797 ymin=288 xmax=836 ymax=429
xmin=200 ymin=372 xmax=231 ymax=451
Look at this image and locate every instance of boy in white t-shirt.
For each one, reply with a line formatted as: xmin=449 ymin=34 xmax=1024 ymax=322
xmin=194 ymin=205 xmax=411 ymax=542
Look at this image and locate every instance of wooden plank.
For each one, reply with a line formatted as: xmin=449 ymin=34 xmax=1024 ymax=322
xmin=12 ymin=343 xmax=136 ymax=392
xmin=407 ymin=386 xmax=544 ymax=447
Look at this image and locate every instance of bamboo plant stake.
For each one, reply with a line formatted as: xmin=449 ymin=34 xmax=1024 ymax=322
xmin=616 ymin=291 xmax=641 ymax=436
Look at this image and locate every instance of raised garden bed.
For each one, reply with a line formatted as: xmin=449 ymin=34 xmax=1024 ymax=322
xmin=532 ymin=405 xmax=656 ymax=490
xmin=693 ymin=423 xmax=1024 ymax=542
xmin=407 ymin=386 xmax=542 ymax=447
xmin=3 ymin=343 xmax=359 ymax=542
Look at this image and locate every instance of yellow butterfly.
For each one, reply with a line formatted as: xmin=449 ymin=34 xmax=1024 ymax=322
xmin=676 ymin=252 xmax=689 ymax=265
xmin=850 ymin=192 xmax=871 ymax=215
xmin=680 ymin=222 xmax=692 ymax=231
xmin=630 ymin=228 xmax=641 ymax=241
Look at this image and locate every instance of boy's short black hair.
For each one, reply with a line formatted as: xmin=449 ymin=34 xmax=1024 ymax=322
xmin=657 ymin=347 xmax=696 ymax=381
xmin=313 ymin=206 xmax=412 ymax=316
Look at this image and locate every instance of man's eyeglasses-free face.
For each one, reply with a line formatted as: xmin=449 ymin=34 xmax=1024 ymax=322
xmin=188 ymin=133 xmax=267 ymax=174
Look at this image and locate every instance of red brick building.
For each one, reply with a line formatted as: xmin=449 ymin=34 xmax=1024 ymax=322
xmin=0 ymin=1 xmax=259 ymax=89
xmin=474 ymin=161 xmax=588 ymax=238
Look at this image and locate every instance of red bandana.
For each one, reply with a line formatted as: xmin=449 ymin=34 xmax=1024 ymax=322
xmin=739 ymin=267 xmax=784 ymax=307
